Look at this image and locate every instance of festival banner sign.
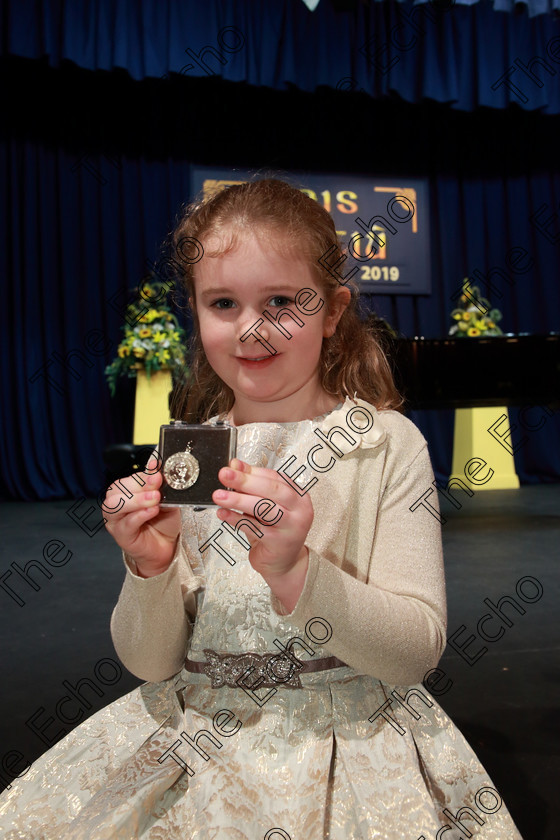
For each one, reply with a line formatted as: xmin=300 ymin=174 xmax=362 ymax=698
xmin=191 ymin=167 xmax=431 ymax=295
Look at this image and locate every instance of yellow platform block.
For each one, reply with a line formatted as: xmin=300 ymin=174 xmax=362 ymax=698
xmin=133 ymin=369 xmax=172 ymax=446
xmin=451 ymin=407 xmax=520 ymax=490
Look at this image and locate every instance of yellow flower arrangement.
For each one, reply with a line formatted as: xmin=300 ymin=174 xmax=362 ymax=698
xmin=105 ymin=281 xmax=188 ymax=396
xmin=448 ymin=279 xmax=503 ymax=339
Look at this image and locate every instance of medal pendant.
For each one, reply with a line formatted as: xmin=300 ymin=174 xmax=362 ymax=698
xmin=163 ymin=444 xmax=200 ymax=490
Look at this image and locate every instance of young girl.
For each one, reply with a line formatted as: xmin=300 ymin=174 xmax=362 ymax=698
xmin=0 ymin=179 xmax=523 ymax=839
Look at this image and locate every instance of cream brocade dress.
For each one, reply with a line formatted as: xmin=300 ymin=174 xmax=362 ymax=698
xmin=0 ymin=397 xmax=523 ymax=839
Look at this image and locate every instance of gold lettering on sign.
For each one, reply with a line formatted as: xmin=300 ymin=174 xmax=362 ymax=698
xmin=374 ymin=187 xmax=418 ymax=233
xmin=336 ymin=191 xmax=358 ymax=214
xmin=349 ymin=227 xmax=386 ymax=261
xmin=202 ymin=179 xmax=247 ymax=199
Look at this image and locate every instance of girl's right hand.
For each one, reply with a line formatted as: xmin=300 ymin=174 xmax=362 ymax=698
xmin=104 ymin=456 xmax=181 ymax=577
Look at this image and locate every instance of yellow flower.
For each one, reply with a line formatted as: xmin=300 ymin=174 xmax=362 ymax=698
xmin=458 ymin=321 xmax=469 ymax=331
xmin=468 ymin=327 xmax=481 ymax=337
xmin=462 ymin=312 xmax=472 ymax=321
xmin=157 ymin=349 xmax=171 ymax=363
xmin=152 ymin=331 xmax=165 ymax=343
xmin=118 ymin=345 xmax=130 ymax=358
xmin=138 ymin=314 xmax=149 ymax=323
xmin=487 ymin=321 xmax=495 ymax=328
xmin=138 ymin=328 xmax=152 ymax=338
xmin=452 ymin=312 xmax=463 ymax=321
xmin=133 ymin=348 xmax=146 ymax=358
xmin=474 ymin=320 xmax=487 ymax=330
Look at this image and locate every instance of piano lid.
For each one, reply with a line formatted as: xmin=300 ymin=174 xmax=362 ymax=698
xmin=389 ymin=333 xmax=560 ymax=410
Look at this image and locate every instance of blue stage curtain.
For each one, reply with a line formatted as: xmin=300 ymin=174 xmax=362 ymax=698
xmin=0 ymin=140 xmax=193 ymax=500
xmin=1 ymin=131 xmax=558 ymax=499
xmin=1 ymin=1 xmax=559 ymax=499
xmin=3 ymin=0 xmax=560 ymax=112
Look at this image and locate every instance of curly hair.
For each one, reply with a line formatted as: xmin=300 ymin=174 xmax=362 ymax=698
xmin=166 ymin=177 xmax=403 ymax=422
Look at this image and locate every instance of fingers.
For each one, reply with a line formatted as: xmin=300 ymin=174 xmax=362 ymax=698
xmin=104 ymin=481 xmax=165 ymax=546
xmin=123 ymin=504 xmax=162 ymax=533
xmin=215 ymin=507 xmax=264 ymax=547
xmin=103 ymin=456 xmax=162 ymax=518
xmin=212 ymin=460 xmax=314 ymax=547
xmin=103 ymin=486 xmax=161 ymax=517
xmin=214 ymin=459 xmax=301 ymax=515
xmin=213 ymin=489 xmax=281 ymax=527
xmin=144 ymin=453 xmax=162 ymax=476
xmin=102 ymin=455 xmax=181 ymax=570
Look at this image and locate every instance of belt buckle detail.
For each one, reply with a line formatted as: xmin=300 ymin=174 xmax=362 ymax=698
xmin=202 ymin=649 xmax=303 ymax=689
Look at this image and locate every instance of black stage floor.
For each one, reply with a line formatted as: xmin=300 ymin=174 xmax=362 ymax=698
xmin=1 ymin=486 xmax=559 ymax=839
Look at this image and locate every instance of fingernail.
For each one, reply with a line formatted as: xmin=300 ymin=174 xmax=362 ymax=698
xmin=214 ymin=490 xmax=228 ymax=499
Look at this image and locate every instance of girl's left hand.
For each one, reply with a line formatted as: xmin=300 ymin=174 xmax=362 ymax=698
xmin=212 ymin=458 xmax=313 ymax=596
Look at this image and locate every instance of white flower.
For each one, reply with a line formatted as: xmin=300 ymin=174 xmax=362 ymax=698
xmin=319 ymin=395 xmax=387 ymax=455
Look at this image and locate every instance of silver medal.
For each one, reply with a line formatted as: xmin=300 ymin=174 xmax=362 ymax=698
xmin=163 ymin=443 xmax=200 ymax=490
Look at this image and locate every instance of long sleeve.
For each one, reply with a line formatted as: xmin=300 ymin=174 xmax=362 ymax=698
xmin=110 ymin=533 xmax=204 ymax=682
xmin=270 ymin=412 xmax=447 ymax=686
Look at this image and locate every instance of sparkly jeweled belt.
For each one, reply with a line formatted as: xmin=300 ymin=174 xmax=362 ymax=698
xmin=185 ymin=648 xmax=348 ymax=689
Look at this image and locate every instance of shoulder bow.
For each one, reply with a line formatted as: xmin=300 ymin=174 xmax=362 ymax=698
xmin=317 ymin=395 xmax=387 ymax=455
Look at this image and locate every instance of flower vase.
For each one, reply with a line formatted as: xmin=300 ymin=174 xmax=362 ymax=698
xmin=133 ymin=369 xmax=172 ymax=445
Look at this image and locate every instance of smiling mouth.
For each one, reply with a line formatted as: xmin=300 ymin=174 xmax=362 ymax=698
xmin=237 ymin=354 xmax=279 ymax=365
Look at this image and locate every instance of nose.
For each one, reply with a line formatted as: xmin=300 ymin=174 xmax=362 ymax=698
xmin=237 ymin=312 xmax=277 ymax=356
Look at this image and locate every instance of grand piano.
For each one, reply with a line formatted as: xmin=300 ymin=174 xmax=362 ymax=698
xmin=103 ymin=332 xmax=560 ymax=485
xmin=390 ymin=333 xmax=560 ymax=410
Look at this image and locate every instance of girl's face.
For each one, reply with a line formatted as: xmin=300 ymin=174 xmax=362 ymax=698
xmin=193 ymin=230 xmax=350 ymax=424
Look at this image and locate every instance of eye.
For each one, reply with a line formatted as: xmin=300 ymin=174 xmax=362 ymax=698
xmin=211 ymin=298 xmax=236 ymax=310
xmin=268 ymin=296 xmax=294 ymax=308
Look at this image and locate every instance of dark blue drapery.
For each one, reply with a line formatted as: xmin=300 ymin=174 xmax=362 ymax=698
xmin=4 ymin=0 xmax=560 ymax=111
xmin=1 ymin=0 xmax=559 ymax=500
